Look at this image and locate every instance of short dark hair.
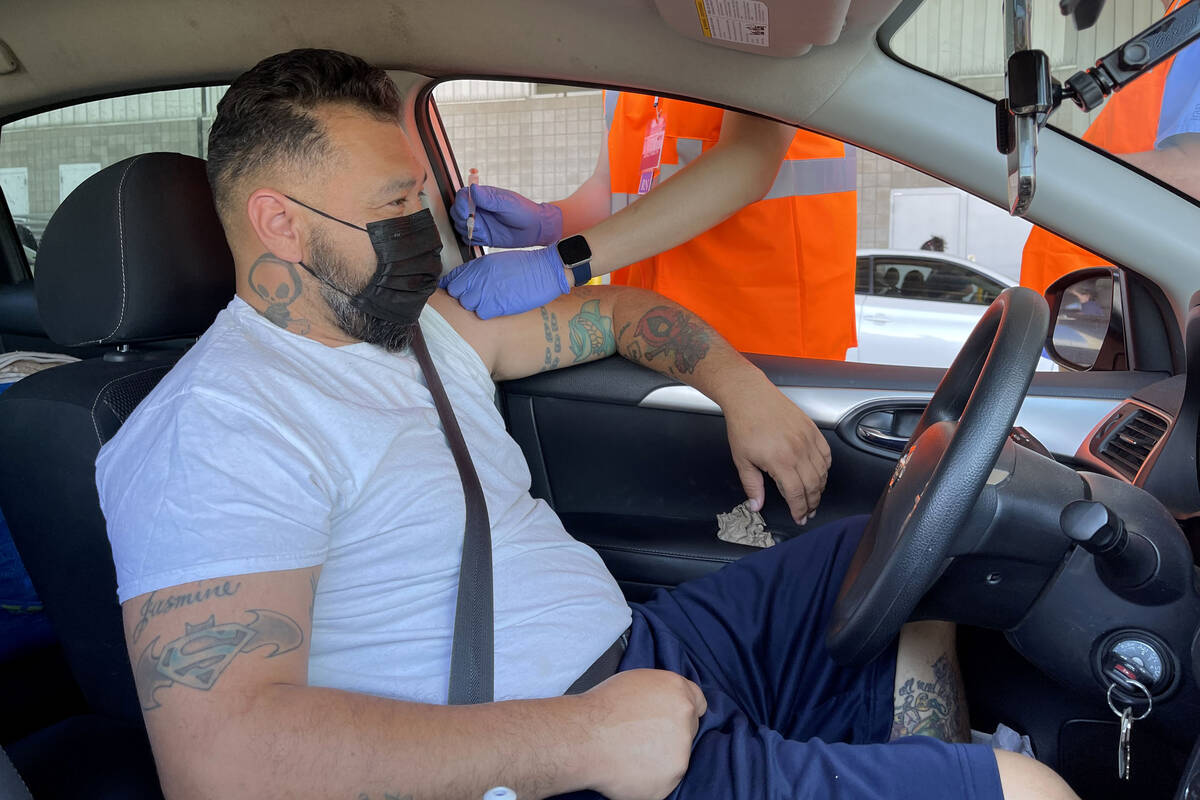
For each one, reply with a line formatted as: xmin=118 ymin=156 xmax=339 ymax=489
xmin=206 ymin=49 xmax=402 ymax=221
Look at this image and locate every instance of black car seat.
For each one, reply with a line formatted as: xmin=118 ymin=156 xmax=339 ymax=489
xmin=0 ymin=152 xmax=234 ymax=797
xmin=900 ymin=270 xmax=927 ymax=299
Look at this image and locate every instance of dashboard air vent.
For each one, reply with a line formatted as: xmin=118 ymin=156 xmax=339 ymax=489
xmin=1097 ymin=407 xmax=1170 ymax=481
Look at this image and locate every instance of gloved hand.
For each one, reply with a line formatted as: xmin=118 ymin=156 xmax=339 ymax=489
xmin=450 ymin=184 xmax=563 ymax=248
xmin=439 ymin=246 xmax=570 ymax=319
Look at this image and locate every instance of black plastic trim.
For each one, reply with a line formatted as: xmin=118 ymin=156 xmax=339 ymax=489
xmin=0 ymin=185 xmax=31 ymax=284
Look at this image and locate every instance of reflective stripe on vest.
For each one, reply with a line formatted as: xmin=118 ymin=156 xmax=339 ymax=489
xmin=610 ymin=138 xmax=856 ymax=212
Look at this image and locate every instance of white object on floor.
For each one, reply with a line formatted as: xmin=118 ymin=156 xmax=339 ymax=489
xmin=716 ymin=501 xmax=776 ymax=548
xmin=971 ymin=722 xmax=1035 ymax=758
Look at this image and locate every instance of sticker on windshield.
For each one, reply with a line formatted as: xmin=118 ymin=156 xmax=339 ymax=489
xmin=694 ymin=0 xmax=769 ymax=47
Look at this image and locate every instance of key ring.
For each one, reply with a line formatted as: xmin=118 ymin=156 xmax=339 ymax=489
xmin=1107 ymin=679 xmax=1153 ymax=721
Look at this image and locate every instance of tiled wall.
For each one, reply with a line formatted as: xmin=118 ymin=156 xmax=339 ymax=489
xmin=435 ymin=88 xmax=607 ymax=204
xmin=855 ymin=151 xmax=951 ymax=249
xmin=1 ymin=120 xmax=209 ymax=235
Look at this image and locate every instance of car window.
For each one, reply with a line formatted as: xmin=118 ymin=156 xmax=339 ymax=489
xmin=0 ymin=86 xmax=228 ymax=274
xmin=432 ymin=79 xmax=1056 ymax=370
xmin=855 ymin=257 xmax=871 ymax=294
xmin=875 ymin=258 xmax=1004 ymax=306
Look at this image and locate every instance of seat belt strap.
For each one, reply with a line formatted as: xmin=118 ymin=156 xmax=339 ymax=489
xmin=410 ymin=326 xmax=494 ymax=705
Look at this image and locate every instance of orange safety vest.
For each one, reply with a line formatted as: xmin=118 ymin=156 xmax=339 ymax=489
xmin=1019 ymin=0 xmax=1186 ymax=296
xmin=605 ymin=92 xmax=858 ymax=359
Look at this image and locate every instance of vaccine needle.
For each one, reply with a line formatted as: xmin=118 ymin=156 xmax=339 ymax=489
xmin=465 ymin=167 xmax=479 ymax=244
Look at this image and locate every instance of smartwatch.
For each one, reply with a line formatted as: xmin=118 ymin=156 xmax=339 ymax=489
xmin=555 ymin=235 xmax=593 ymax=287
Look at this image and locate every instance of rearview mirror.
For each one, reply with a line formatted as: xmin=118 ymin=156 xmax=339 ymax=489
xmin=1043 ymin=268 xmax=1127 ymax=371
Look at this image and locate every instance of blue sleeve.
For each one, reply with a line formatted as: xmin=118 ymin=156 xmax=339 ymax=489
xmin=1156 ymin=40 xmax=1200 ymax=148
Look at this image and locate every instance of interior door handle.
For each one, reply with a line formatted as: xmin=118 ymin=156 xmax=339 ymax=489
xmin=851 ymin=407 xmax=923 ymax=453
xmin=856 ymin=423 xmax=908 ymax=451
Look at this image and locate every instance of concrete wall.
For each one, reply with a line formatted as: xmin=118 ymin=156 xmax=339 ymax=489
xmin=434 ymin=86 xmax=606 ymax=204
xmin=0 ymin=87 xmax=219 ymax=237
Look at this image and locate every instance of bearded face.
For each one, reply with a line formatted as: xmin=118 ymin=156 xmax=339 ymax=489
xmin=307 ymin=227 xmax=415 ymax=352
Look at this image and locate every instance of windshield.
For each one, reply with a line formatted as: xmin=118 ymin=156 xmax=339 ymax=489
xmin=891 ymin=0 xmax=1200 ymax=203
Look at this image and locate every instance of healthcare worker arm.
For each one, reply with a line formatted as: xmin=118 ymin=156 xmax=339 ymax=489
xmin=572 ymin=110 xmax=794 ymax=278
xmin=431 ymin=285 xmax=831 ymax=522
xmin=444 ymin=112 xmax=795 ymax=318
xmin=1119 ymin=46 xmax=1200 ymax=200
xmin=1120 ymin=134 xmax=1200 ymax=199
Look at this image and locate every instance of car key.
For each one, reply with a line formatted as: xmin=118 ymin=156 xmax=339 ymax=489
xmin=1118 ymin=705 xmax=1133 ymax=780
xmin=1107 ymin=679 xmax=1152 ymax=781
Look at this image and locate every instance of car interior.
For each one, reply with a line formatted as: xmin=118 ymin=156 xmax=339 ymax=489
xmin=2 ymin=1 xmax=1200 ymax=798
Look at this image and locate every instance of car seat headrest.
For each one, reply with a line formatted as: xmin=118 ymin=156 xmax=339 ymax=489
xmin=35 ymin=152 xmax=235 ymax=346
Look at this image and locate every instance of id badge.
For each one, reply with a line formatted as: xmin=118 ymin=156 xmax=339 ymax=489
xmin=637 ymin=108 xmax=667 ymax=195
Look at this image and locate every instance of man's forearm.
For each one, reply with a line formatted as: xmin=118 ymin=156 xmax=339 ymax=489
xmin=608 ymin=287 xmax=770 ymax=409
xmin=156 ymin=684 xmax=596 ymax=800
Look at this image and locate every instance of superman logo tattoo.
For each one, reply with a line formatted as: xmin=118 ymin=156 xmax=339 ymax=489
xmin=134 ymin=609 xmax=303 ymax=710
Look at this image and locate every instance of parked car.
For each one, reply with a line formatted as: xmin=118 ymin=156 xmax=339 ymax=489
xmin=1 ymin=1 xmax=1199 ymax=799
xmin=849 ymin=249 xmax=1059 ymax=369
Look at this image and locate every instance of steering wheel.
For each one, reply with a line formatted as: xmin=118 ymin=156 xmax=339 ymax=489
xmin=827 ymin=287 xmax=1050 ymax=665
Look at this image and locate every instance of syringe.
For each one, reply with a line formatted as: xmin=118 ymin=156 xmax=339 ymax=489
xmin=465 ymin=167 xmax=480 ymax=244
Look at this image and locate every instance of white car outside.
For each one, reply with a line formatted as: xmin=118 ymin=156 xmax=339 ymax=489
xmin=846 ymin=249 xmax=1057 ymax=371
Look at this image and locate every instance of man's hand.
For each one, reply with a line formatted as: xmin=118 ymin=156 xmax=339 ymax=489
xmin=450 ymin=184 xmax=564 ymax=248
xmin=434 ymin=284 xmax=832 ymax=520
xmin=576 ymin=669 xmax=707 ymax=800
xmin=440 ymin=247 xmax=570 ymax=319
xmin=721 ymin=374 xmax=831 ymax=524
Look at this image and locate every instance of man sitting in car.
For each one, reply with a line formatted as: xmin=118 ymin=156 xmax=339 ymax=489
xmin=96 ymin=48 xmax=1077 ymax=800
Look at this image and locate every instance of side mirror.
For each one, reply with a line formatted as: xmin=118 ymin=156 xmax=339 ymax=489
xmin=1043 ymin=268 xmax=1128 ymax=371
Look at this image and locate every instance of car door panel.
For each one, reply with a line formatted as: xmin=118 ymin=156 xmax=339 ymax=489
xmin=501 ymin=356 xmax=1163 ymax=599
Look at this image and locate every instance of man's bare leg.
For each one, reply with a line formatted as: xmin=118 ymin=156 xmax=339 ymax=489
xmin=891 ymin=622 xmax=1081 ymax=798
xmin=889 ymin=620 xmax=970 ymax=742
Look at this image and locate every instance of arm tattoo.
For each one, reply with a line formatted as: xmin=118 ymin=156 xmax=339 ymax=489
xmin=624 ymin=306 xmax=711 ymax=376
xmin=132 ymin=580 xmax=242 ymax=644
xmin=889 ymin=655 xmax=970 ymax=742
xmin=567 ymin=299 xmax=616 ymax=363
xmin=540 ymin=307 xmax=562 ymax=371
xmin=248 ymin=253 xmax=311 ymax=334
xmin=309 ymin=572 xmax=319 ymax=621
xmin=134 ymin=609 xmax=303 ymax=711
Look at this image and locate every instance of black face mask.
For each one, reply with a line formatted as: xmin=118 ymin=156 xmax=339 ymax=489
xmin=286 ymin=195 xmax=443 ymax=327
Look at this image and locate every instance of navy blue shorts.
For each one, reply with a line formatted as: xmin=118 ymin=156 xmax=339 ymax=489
xmin=560 ymin=515 xmax=1004 ymax=800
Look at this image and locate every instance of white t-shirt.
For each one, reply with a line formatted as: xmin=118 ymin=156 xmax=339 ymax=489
xmin=97 ymin=297 xmax=631 ymax=703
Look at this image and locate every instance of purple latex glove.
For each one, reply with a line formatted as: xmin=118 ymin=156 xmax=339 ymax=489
xmin=450 ymin=184 xmax=563 ymax=248
xmin=439 ymin=246 xmax=570 ymax=319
